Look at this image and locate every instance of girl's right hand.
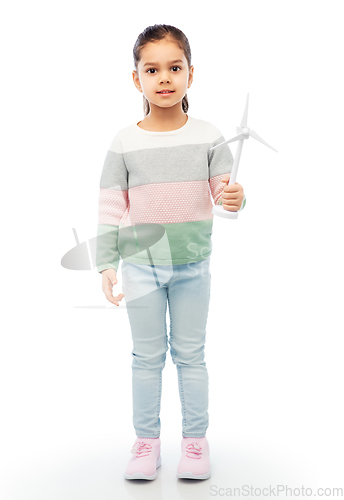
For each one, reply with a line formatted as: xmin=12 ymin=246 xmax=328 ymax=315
xmin=101 ymin=269 xmax=125 ymax=306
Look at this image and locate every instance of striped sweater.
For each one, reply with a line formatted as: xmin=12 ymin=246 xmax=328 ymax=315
xmin=96 ymin=115 xmax=246 ymax=273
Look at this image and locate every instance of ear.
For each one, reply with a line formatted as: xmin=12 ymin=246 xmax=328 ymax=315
xmin=187 ymin=65 xmax=194 ymax=88
xmin=132 ymin=70 xmax=143 ymax=92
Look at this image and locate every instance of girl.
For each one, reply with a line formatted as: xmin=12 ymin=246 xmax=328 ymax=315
xmin=96 ymin=24 xmax=245 ymax=481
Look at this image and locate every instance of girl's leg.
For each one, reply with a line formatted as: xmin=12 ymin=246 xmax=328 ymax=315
xmin=167 ymin=257 xmax=211 ymax=437
xmin=122 ymin=261 xmax=169 ymax=438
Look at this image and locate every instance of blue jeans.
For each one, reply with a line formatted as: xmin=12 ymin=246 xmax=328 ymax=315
xmin=121 ymin=257 xmax=211 ymax=438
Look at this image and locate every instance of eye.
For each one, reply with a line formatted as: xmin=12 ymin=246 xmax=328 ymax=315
xmin=146 ymin=66 xmax=181 ymax=74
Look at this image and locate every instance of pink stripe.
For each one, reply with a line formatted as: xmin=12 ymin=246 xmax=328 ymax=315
xmin=128 ymin=180 xmax=214 ymax=224
xmin=209 ymin=173 xmax=230 ymax=204
xmin=98 ymin=188 xmax=129 ymax=225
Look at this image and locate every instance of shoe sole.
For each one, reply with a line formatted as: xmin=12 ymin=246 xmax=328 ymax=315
xmin=177 ymin=469 xmax=211 ymax=480
xmin=124 ymin=455 xmax=161 ymax=480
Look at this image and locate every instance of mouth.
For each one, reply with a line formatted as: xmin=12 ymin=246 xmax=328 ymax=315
xmin=157 ymin=90 xmax=175 ymax=94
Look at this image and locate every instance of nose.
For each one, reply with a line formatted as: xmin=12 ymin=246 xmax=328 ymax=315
xmin=159 ymin=70 xmax=171 ymax=83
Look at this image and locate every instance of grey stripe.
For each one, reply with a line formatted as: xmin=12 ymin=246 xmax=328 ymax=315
xmin=123 ymin=136 xmax=233 ymax=188
xmin=208 ymin=135 xmax=234 ymax=178
xmin=99 ymin=150 xmax=128 ymax=190
xmin=99 ymin=133 xmax=233 ymax=191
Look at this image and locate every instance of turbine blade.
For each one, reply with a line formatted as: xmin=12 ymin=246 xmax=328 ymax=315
xmin=249 ymin=129 xmax=278 ymax=152
xmin=209 ymin=134 xmax=244 ymax=150
xmin=240 ymin=93 xmax=249 ymax=128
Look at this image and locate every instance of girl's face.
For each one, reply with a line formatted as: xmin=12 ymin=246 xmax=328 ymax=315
xmin=133 ymin=38 xmax=193 ymax=112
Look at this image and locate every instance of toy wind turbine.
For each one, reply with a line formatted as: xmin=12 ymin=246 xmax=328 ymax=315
xmin=210 ymin=93 xmax=278 ymax=219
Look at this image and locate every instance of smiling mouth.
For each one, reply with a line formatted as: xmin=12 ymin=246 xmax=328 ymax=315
xmin=157 ymin=90 xmax=175 ymax=94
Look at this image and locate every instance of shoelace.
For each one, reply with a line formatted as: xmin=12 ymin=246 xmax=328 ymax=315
xmin=186 ymin=441 xmax=202 ymax=459
xmin=131 ymin=441 xmax=153 ymax=458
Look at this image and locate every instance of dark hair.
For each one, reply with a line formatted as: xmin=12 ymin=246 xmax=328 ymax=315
xmin=133 ymin=24 xmax=192 ymax=117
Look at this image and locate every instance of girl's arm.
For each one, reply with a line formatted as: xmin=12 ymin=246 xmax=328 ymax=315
xmin=208 ymin=127 xmax=246 ymax=211
xmin=96 ymin=131 xmax=129 ymax=273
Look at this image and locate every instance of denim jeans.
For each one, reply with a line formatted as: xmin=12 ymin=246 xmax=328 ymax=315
xmin=121 ymin=257 xmax=211 ymax=438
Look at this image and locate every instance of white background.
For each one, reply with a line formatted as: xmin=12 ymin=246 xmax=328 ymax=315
xmin=1 ymin=1 xmax=343 ymax=499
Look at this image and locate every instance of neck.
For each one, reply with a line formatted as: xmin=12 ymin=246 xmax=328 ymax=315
xmin=145 ymin=103 xmax=187 ymax=129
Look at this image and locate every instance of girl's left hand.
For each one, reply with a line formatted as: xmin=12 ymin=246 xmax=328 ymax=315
xmin=220 ymin=175 xmax=244 ymax=212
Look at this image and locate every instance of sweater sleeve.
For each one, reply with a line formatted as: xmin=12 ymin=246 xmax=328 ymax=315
xmin=96 ymin=131 xmax=129 ymax=273
xmin=208 ymin=125 xmax=246 ymax=212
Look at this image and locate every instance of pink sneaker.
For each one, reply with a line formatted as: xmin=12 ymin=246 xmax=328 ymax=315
xmin=177 ymin=437 xmax=211 ymax=479
xmin=124 ymin=437 xmax=161 ymax=480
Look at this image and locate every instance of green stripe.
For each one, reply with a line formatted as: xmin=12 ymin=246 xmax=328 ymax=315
xmin=96 ymin=224 xmax=120 ymax=273
xmin=121 ymin=219 xmax=214 ymax=266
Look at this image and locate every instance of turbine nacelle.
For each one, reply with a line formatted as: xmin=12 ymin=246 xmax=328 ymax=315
xmin=210 ymin=94 xmax=278 ymax=153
